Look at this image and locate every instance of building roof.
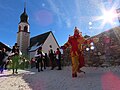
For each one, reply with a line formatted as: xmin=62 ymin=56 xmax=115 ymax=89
xmin=29 ymin=31 xmax=59 ymax=51
xmin=84 ymin=35 xmax=90 ymax=39
xmin=0 ymin=42 xmax=11 ymax=51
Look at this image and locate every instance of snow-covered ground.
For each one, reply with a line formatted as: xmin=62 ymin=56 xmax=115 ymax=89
xmin=0 ymin=66 xmax=120 ymax=90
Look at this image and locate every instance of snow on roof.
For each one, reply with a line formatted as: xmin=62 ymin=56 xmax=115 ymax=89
xmin=0 ymin=42 xmax=11 ymax=51
xmin=30 ymin=31 xmax=51 ymax=48
xmin=29 ymin=43 xmax=42 ymax=52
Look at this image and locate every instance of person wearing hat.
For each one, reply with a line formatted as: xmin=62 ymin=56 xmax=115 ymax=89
xmin=11 ymin=43 xmax=20 ymax=74
xmin=61 ymin=27 xmax=88 ymax=78
xmin=35 ymin=47 xmax=44 ymax=72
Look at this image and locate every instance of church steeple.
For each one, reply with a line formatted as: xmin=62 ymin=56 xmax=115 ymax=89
xmin=24 ymin=2 xmax=26 ymax=13
xmin=20 ymin=2 xmax=28 ymax=23
xmin=17 ymin=2 xmax=30 ymax=55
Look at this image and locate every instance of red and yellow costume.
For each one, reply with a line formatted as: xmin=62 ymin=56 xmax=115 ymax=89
xmin=62 ymin=27 xmax=87 ymax=77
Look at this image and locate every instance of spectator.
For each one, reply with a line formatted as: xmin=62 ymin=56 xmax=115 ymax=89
xmin=48 ymin=45 xmax=55 ymax=70
xmin=0 ymin=48 xmax=8 ymax=73
xmin=35 ymin=47 xmax=44 ymax=72
xmin=30 ymin=58 xmax=36 ymax=68
xmin=11 ymin=43 xmax=20 ymax=74
xmin=43 ymin=53 xmax=48 ymax=69
xmin=56 ymin=48 xmax=62 ymax=70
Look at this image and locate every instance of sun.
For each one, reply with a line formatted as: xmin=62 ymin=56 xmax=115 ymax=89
xmin=93 ymin=2 xmax=119 ymax=29
xmin=101 ymin=9 xmax=117 ymax=24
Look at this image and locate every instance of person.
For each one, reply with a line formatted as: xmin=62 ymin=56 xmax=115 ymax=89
xmin=21 ymin=57 xmax=26 ymax=70
xmin=5 ymin=56 xmax=12 ymax=70
xmin=4 ymin=56 xmax=10 ymax=70
xmin=35 ymin=47 xmax=44 ymax=72
xmin=61 ymin=27 xmax=88 ymax=78
xmin=30 ymin=58 xmax=36 ymax=68
xmin=11 ymin=43 xmax=20 ymax=74
xmin=48 ymin=45 xmax=55 ymax=70
xmin=0 ymin=48 xmax=8 ymax=73
xmin=43 ymin=53 xmax=48 ymax=69
xmin=56 ymin=48 xmax=62 ymax=70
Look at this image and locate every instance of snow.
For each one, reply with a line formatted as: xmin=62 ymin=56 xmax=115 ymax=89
xmin=29 ymin=43 xmax=42 ymax=51
xmin=0 ymin=66 xmax=120 ymax=90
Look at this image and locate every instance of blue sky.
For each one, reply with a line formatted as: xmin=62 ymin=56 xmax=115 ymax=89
xmin=0 ymin=0 xmax=120 ymax=47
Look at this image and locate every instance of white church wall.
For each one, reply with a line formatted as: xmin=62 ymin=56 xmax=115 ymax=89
xmin=42 ymin=32 xmax=59 ymax=54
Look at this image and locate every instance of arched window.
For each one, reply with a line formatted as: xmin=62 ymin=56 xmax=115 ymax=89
xmin=19 ymin=25 xmax=21 ymax=32
xmin=24 ymin=26 xmax=28 ymax=32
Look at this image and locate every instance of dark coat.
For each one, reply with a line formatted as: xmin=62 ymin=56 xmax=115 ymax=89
xmin=12 ymin=46 xmax=19 ymax=55
xmin=0 ymin=51 xmax=8 ymax=65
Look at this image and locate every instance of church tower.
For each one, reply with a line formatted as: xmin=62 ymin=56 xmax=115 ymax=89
xmin=17 ymin=3 xmax=30 ymax=55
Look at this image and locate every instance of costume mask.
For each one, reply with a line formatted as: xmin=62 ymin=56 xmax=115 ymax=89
xmin=74 ymin=27 xmax=80 ymax=38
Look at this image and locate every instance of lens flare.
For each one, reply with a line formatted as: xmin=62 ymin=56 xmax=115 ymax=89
xmin=101 ymin=9 xmax=117 ymax=24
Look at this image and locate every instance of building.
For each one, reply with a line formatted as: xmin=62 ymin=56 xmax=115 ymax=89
xmin=29 ymin=31 xmax=59 ymax=59
xmin=17 ymin=4 xmax=59 ymax=59
xmin=0 ymin=42 xmax=11 ymax=51
xmin=17 ymin=4 xmax=30 ymax=56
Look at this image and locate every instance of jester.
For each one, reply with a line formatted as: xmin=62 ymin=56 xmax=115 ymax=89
xmin=61 ymin=27 xmax=88 ymax=78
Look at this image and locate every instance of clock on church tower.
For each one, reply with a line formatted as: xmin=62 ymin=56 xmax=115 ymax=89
xmin=17 ymin=3 xmax=30 ymax=55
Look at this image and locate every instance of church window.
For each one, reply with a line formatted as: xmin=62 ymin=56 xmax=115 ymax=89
xmin=24 ymin=26 xmax=28 ymax=32
xmin=19 ymin=25 xmax=21 ymax=32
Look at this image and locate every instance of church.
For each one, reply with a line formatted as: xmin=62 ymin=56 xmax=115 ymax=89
xmin=17 ymin=4 xmax=59 ymax=59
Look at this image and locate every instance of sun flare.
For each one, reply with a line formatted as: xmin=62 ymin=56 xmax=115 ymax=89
xmin=101 ymin=10 xmax=117 ymax=24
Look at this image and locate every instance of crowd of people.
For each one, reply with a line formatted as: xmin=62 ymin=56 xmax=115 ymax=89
xmin=0 ymin=43 xmax=21 ymax=74
xmin=0 ymin=43 xmax=62 ymax=74
xmin=32 ymin=45 xmax=62 ymax=72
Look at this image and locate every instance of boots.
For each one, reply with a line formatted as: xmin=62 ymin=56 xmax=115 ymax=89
xmin=72 ymin=73 xmax=77 ymax=78
xmin=77 ymin=69 xmax=85 ymax=74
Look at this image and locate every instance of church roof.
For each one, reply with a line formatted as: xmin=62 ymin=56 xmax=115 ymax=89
xmin=0 ymin=42 xmax=11 ymax=51
xmin=29 ymin=31 xmax=59 ymax=51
